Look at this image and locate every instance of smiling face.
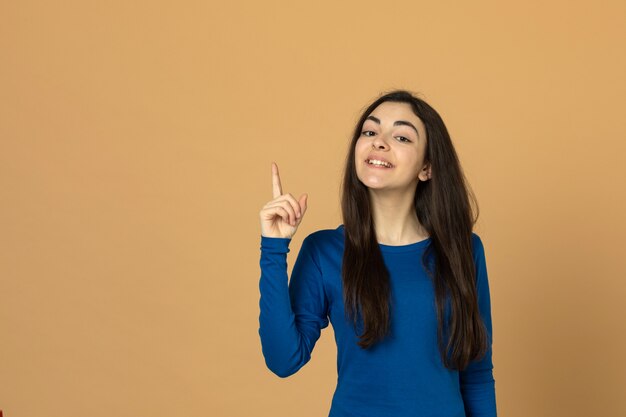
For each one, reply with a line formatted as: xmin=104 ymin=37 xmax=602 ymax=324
xmin=355 ymin=101 xmax=431 ymax=191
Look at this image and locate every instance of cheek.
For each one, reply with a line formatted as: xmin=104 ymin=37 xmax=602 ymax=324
xmin=354 ymin=142 xmax=368 ymax=169
xmin=396 ymin=154 xmax=421 ymax=173
xmin=354 ymin=140 xmax=367 ymax=156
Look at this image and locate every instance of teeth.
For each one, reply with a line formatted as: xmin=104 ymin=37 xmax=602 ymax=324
xmin=368 ymin=159 xmax=392 ymax=168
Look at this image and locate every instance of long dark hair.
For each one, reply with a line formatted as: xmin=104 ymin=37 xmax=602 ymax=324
xmin=340 ymin=89 xmax=488 ymax=371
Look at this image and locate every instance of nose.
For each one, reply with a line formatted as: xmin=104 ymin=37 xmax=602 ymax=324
xmin=371 ymin=131 xmax=391 ymax=149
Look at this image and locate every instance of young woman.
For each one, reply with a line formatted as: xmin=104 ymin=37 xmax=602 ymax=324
xmin=258 ymin=90 xmax=497 ymax=417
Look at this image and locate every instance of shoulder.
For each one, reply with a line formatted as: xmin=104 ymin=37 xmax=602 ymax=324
xmin=300 ymin=224 xmax=345 ymax=257
xmin=303 ymin=224 xmax=344 ymax=244
xmin=471 ymin=232 xmax=484 ymax=248
xmin=470 ymin=232 xmax=489 ymax=267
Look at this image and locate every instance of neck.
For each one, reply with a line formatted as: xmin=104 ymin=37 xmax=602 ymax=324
xmin=368 ymin=188 xmax=429 ymax=245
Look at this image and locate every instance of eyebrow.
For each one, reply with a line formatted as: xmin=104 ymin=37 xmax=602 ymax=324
xmin=365 ymin=115 xmax=420 ymax=139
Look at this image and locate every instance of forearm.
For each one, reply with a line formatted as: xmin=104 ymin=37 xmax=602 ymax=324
xmin=460 ymin=367 xmax=497 ymax=416
xmin=258 ymin=236 xmax=312 ymax=378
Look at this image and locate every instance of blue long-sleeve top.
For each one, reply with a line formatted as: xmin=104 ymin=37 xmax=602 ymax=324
xmin=258 ymin=224 xmax=497 ymax=417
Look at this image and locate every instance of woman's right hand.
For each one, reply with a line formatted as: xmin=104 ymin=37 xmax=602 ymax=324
xmin=259 ymin=162 xmax=308 ymax=239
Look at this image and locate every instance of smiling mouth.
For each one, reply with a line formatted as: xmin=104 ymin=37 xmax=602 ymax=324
xmin=365 ymin=159 xmax=394 ymax=168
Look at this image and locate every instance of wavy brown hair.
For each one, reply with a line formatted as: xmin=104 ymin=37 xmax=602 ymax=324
xmin=340 ymin=89 xmax=488 ymax=371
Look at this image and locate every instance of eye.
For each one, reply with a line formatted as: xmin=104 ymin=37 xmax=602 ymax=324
xmin=361 ymin=130 xmax=411 ymax=143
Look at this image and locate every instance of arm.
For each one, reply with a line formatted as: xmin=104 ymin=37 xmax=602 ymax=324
xmin=460 ymin=234 xmax=498 ymax=416
xmin=258 ymin=234 xmax=329 ymax=378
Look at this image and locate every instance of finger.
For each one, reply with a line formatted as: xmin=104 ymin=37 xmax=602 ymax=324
xmin=266 ymin=201 xmax=297 ymax=226
xmin=261 ymin=204 xmax=289 ymax=223
xmin=299 ymin=193 xmax=308 ymax=216
xmin=277 ymin=192 xmax=302 ymax=219
xmin=272 ymin=162 xmax=283 ymax=199
xmin=272 ymin=206 xmax=292 ymax=226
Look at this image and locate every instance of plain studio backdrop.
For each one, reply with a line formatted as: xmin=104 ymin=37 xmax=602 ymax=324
xmin=1 ymin=1 xmax=625 ymax=416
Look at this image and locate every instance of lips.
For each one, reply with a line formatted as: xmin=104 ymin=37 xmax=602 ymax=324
xmin=365 ymin=154 xmax=394 ymax=168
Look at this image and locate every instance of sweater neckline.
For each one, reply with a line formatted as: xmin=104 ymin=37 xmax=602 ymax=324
xmin=336 ymin=224 xmax=431 ymax=253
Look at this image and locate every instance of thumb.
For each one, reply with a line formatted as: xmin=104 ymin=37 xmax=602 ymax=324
xmin=299 ymin=193 xmax=308 ymax=215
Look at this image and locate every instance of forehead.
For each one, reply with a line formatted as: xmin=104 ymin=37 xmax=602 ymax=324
xmin=368 ymin=101 xmax=420 ymax=122
xmin=365 ymin=101 xmax=426 ymax=136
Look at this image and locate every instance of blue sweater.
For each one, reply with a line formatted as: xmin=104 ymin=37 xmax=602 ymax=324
xmin=258 ymin=224 xmax=497 ymax=417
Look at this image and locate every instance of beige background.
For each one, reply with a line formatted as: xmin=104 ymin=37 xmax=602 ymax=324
xmin=1 ymin=1 xmax=625 ymax=416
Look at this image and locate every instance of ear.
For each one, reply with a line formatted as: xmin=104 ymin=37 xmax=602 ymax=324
xmin=419 ymin=162 xmax=432 ymax=181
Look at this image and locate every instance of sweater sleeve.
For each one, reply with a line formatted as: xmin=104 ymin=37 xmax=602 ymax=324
xmin=258 ymin=234 xmax=330 ymax=378
xmin=460 ymin=234 xmax=498 ymax=417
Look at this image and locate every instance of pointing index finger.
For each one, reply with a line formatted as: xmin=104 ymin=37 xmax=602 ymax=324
xmin=272 ymin=162 xmax=283 ymax=199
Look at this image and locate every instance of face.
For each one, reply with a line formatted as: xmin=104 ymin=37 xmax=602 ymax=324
xmin=355 ymin=101 xmax=431 ymax=191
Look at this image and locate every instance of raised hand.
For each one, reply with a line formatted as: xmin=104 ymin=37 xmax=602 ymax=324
xmin=259 ymin=162 xmax=308 ymax=239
